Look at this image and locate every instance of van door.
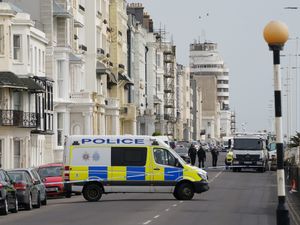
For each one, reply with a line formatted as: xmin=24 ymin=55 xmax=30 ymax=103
xmin=151 ymin=148 xmax=183 ymax=193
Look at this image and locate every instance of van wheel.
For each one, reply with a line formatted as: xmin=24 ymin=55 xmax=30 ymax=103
xmin=173 ymin=190 xmax=180 ymax=200
xmin=83 ymin=183 xmax=102 ymax=202
xmin=176 ymin=183 xmax=194 ymax=200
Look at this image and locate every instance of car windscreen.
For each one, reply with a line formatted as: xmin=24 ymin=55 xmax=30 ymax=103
xmin=8 ymin=171 xmax=27 ymax=182
xmin=37 ymin=166 xmax=63 ymax=178
xmin=233 ymin=139 xmax=263 ymax=150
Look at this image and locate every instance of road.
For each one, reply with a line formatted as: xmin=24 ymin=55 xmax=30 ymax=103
xmin=0 ymin=152 xmax=286 ymax=225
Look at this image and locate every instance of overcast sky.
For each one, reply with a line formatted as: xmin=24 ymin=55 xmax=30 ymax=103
xmin=127 ymin=0 xmax=300 ymax=134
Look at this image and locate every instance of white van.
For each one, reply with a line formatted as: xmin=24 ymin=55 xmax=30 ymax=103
xmin=63 ymin=135 xmax=209 ymax=201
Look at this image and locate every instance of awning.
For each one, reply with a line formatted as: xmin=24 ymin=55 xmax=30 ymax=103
xmin=0 ymin=72 xmax=27 ymax=89
xmin=118 ymin=72 xmax=133 ymax=84
xmin=19 ymin=78 xmax=45 ymax=93
xmin=0 ymin=72 xmax=45 ymax=92
xmin=96 ymin=61 xmax=111 ymax=76
xmin=53 ymin=1 xmax=72 ymax=18
xmin=69 ymin=52 xmax=83 ymax=64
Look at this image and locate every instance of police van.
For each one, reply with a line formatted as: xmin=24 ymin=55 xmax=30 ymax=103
xmin=63 ymin=135 xmax=209 ymax=201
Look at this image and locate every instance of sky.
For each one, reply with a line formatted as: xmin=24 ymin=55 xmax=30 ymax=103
xmin=127 ymin=0 xmax=300 ymax=135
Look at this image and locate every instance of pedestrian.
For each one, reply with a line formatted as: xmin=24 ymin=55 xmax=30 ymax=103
xmin=211 ymin=145 xmax=219 ymax=167
xmin=188 ymin=144 xmax=197 ymax=166
xmin=228 ymin=139 xmax=232 ymax=149
xmin=197 ymin=145 xmax=206 ymax=168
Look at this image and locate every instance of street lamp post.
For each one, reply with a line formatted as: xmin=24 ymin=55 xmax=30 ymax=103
xmin=263 ymin=21 xmax=290 ymax=225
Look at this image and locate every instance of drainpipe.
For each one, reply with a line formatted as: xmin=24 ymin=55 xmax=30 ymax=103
xmin=127 ymin=25 xmax=132 ymax=103
xmin=145 ymin=46 xmax=149 ymax=108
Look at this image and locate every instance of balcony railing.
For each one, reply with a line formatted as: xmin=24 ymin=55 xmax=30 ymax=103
xmin=0 ymin=110 xmax=38 ymax=128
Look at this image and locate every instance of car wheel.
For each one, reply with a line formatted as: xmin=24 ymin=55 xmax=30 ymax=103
xmin=176 ymin=183 xmax=194 ymax=200
xmin=83 ymin=183 xmax=102 ymax=202
xmin=33 ymin=193 xmax=41 ymax=208
xmin=41 ymin=195 xmax=47 ymax=206
xmin=10 ymin=197 xmax=18 ymax=213
xmin=0 ymin=198 xmax=9 ymax=215
xmin=25 ymin=194 xmax=33 ymax=210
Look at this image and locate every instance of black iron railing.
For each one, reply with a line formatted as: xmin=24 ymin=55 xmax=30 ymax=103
xmin=0 ymin=110 xmax=38 ymax=128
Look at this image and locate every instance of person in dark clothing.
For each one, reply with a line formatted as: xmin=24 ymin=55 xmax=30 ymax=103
xmin=197 ymin=146 xmax=206 ymax=168
xmin=188 ymin=144 xmax=197 ymax=166
xmin=211 ymin=145 xmax=219 ymax=167
xmin=228 ymin=139 xmax=232 ymax=149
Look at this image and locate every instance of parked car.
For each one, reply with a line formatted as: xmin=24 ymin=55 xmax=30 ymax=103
xmin=0 ymin=169 xmax=18 ymax=215
xmin=37 ymin=163 xmax=65 ymax=197
xmin=8 ymin=170 xmax=41 ymax=210
xmin=27 ymin=168 xmax=47 ymax=205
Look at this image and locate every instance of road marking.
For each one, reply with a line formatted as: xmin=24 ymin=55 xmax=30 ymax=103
xmin=209 ymin=170 xmax=223 ymax=184
xmin=143 ymin=220 xmax=152 ymax=225
xmin=165 ymin=208 xmax=170 ymax=211
xmin=153 ymin=215 xmax=160 ymax=219
xmin=179 ymin=201 xmax=183 ymax=203
xmin=172 ymin=204 xmax=177 ymax=207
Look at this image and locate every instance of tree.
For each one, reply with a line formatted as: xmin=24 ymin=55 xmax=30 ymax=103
xmin=288 ymin=132 xmax=300 ymax=148
xmin=152 ymin=131 xmax=161 ymax=136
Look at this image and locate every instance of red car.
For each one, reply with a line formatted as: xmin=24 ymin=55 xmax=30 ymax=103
xmin=37 ymin=163 xmax=65 ymax=197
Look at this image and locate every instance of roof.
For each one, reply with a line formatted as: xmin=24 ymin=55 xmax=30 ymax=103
xmin=0 ymin=72 xmax=45 ymax=92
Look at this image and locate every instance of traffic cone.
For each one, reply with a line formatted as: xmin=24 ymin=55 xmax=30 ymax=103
xmin=289 ymin=179 xmax=298 ymax=193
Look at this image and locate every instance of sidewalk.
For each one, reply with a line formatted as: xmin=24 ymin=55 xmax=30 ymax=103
xmin=287 ymin=188 xmax=300 ymax=225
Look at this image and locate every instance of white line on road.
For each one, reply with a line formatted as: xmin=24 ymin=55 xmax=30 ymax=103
xmin=209 ymin=170 xmax=223 ymax=184
xmin=165 ymin=208 xmax=170 ymax=211
xmin=179 ymin=201 xmax=183 ymax=203
xmin=172 ymin=204 xmax=177 ymax=207
xmin=153 ymin=215 xmax=160 ymax=219
xmin=143 ymin=220 xmax=152 ymax=225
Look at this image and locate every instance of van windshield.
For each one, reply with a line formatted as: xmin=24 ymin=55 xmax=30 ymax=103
xmin=233 ymin=139 xmax=263 ymax=150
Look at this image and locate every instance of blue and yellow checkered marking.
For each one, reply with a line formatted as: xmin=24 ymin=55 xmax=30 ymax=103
xmin=164 ymin=168 xmax=183 ymax=181
xmin=126 ymin=167 xmax=145 ymax=181
xmin=88 ymin=166 xmax=108 ymax=181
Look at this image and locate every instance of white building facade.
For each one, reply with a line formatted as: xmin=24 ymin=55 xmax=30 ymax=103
xmin=190 ymin=41 xmax=232 ymax=140
xmin=0 ymin=2 xmax=53 ymax=169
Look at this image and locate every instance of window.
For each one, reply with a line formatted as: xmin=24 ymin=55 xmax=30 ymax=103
xmin=0 ymin=140 xmax=2 ymax=167
xmin=39 ymin=49 xmax=41 ymax=71
xmin=153 ymin=148 xmax=176 ymax=166
xmin=42 ymin=51 xmax=45 ymax=72
xmin=156 ymin=54 xmax=161 ymax=67
xmin=13 ymin=35 xmax=22 ymax=61
xmin=57 ymin=60 xmax=64 ymax=98
xmin=157 ymin=77 xmax=161 ymax=91
xmin=14 ymin=140 xmax=21 ymax=168
xmin=57 ymin=113 xmax=63 ymax=146
xmin=111 ymin=147 xmax=147 ymax=166
xmin=0 ymin=25 xmax=4 ymax=55
xmin=27 ymin=35 xmax=30 ymax=65
xmin=13 ymin=92 xmax=21 ymax=110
